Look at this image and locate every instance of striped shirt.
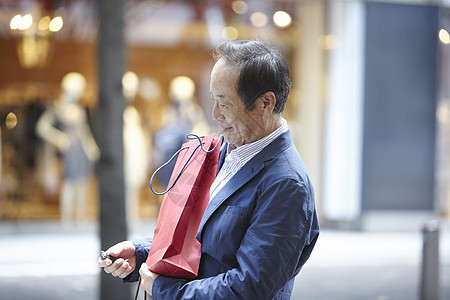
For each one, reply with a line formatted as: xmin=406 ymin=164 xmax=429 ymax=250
xmin=209 ymin=118 xmax=289 ymax=202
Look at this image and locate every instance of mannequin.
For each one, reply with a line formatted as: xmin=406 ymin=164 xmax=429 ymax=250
xmin=152 ymin=76 xmax=208 ymax=187
xmin=122 ymin=71 xmax=150 ymax=222
xmin=36 ymin=72 xmax=100 ymax=225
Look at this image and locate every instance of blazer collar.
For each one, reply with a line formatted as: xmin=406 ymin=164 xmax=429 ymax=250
xmin=196 ymin=130 xmax=294 ymax=242
xmin=216 ymin=142 xmax=227 ymax=175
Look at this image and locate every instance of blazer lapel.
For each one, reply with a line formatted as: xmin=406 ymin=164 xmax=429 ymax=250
xmin=216 ymin=142 xmax=227 ymax=175
xmin=196 ymin=130 xmax=293 ymax=242
xmin=196 ymin=157 xmax=263 ymax=242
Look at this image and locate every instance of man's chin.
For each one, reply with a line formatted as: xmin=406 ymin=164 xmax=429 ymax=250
xmin=221 ymin=130 xmax=230 ymax=140
xmin=221 ymin=133 xmax=233 ymax=144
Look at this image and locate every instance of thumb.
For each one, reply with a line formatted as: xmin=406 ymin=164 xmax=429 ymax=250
xmin=139 ymin=263 xmax=151 ymax=276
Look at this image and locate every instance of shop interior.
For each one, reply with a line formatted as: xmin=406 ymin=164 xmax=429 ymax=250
xmin=0 ymin=0 xmax=301 ymax=223
xmin=1 ymin=0 xmax=450 ymax=226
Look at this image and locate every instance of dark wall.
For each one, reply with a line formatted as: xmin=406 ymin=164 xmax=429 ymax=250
xmin=362 ymin=2 xmax=439 ymax=210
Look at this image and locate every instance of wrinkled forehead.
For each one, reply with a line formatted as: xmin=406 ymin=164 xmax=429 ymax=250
xmin=211 ymin=59 xmax=239 ymax=86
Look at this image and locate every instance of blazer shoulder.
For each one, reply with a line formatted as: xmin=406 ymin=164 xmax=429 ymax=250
xmin=262 ymin=132 xmax=310 ymax=181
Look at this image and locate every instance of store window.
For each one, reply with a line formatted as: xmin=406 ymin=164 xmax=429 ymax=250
xmin=0 ymin=0 xmax=300 ymax=222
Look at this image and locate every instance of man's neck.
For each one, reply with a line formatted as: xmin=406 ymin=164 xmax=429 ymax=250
xmin=260 ymin=114 xmax=284 ymax=138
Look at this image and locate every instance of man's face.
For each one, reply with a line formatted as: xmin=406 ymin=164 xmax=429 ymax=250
xmin=210 ymin=59 xmax=267 ymax=147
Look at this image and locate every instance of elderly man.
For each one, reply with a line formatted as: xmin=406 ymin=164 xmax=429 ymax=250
xmin=98 ymin=39 xmax=319 ymax=299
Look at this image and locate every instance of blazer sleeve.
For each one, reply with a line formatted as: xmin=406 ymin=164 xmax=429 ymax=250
xmin=152 ymin=178 xmax=318 ymax=299
xmin=123 ymin=238 xmax=153 ymax=283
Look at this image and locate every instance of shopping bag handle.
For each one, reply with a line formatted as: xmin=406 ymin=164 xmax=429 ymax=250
xmin=134 ymin=276 xmax=147 ymax=300
xmin=149 ymin=133 xmax=224 ymax=195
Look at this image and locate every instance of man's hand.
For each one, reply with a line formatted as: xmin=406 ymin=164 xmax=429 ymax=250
xmin=139 ymin=263 xmax=159 ymax=296
xmin=98 ymin=241 xmax=136 ymax=279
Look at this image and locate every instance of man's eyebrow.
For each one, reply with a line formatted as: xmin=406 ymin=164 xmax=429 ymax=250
xmin=210 ymin=92 xmax=225 ymax=99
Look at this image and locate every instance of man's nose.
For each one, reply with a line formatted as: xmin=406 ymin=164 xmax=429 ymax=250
xmin=212 ymin=101 xmax=220 ymax=121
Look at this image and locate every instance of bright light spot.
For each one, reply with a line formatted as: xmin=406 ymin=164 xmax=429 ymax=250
xmin=38 ymin=16 xmax=51 ymax=31
xmin=49 ymin=16 xmax=63 ymax=32
xmin=439 ymin=28 xmax=450 ymax=45
xmin=10 ymin=14 xmax=33 ymax=30
xmin=20 ymin=14 xmax=33 ymax=30
xmin=10 ymin=15 xmax=21 ymax=30
xmin=250 ymin=12 xmax=267 ymax=28
xmin=169 ymin=76 xmax=195 ymax=103
xmin=222 ymin=26 xmax=238 ymax=40
xmin=273 ymin=11 xmax=291 ymax=28
xmin=6 ymin=112 xmax=18 ymax=129
xmin=231 ymin=1 xmax=248 ymax=15
xmin=320 ymin=34 xmax=339 ymax=50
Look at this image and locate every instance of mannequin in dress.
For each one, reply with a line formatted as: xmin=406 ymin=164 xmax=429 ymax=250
xmin=36 ymin=72 xmax=100 ymax=224
xmin=122 ymin=71 xmax=150 ymax=222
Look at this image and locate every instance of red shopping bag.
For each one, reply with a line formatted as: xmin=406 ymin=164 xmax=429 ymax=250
xmin=145 ymin=133 xmax=221 ymax=278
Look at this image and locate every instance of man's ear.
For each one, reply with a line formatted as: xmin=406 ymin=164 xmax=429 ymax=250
xmin=260 ymin=91 xmax=276 ymax=112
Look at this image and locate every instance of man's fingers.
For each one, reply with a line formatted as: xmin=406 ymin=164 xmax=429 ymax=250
xmin=104 ymin=258 xmax=127 ymax=276
xmin=138 ymin=263 xmax=158 ymax=296
xmin=97 ymin=257 xmax=113 ymax=268
xmin=98 ymin=242 xmax=136 ymax=279
xmin=139 ymin=262 xmax=151 ymax=276
xmin=99 ymin=255 xmax=134 ymax=279
xmin=115 ymin=260 xmax=134 ymax=278
xmin=139 ymin=264 xmax=150 ymax=293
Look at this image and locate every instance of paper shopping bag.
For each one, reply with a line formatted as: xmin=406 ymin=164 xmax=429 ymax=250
xmin=146 ymin=133 xmax=221 ymax=278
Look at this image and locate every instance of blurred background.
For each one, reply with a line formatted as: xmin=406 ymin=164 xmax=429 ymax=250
xmin=0 ymin=0 xmax=449 ymax=299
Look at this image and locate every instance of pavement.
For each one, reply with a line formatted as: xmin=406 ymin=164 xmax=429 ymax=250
xmin=0 ymin=219 xmax=449 ymax=300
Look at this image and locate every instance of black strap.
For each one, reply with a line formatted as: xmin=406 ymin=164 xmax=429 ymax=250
xmin=134 ymin=276 xmax=147 ymax=300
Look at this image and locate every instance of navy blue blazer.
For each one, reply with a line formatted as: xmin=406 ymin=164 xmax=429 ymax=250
xmin=131 ymin=130 xmax=319 ymax=299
